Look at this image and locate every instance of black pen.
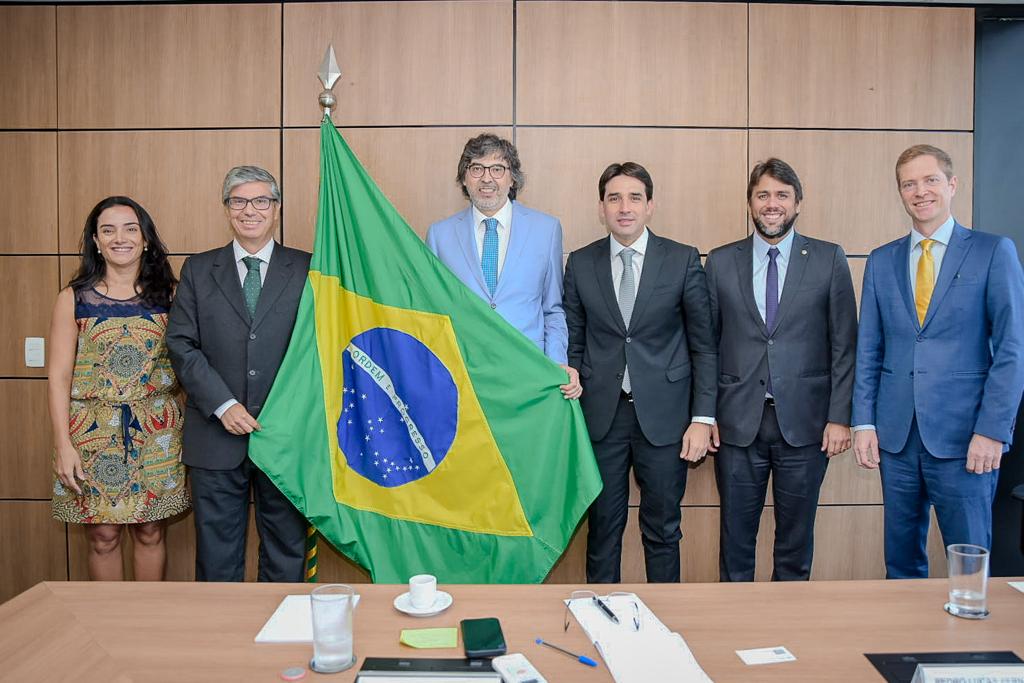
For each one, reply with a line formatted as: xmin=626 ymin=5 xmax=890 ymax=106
xmin=592 ymin=596 xmax=619 ymax=624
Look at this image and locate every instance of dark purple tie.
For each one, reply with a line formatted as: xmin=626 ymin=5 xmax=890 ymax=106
xmin=765 ymin=247 xmax=779 ymax=395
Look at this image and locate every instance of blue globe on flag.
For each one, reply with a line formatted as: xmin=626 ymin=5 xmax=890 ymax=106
xmin=337 ymin=327 xmax=458 ymax=488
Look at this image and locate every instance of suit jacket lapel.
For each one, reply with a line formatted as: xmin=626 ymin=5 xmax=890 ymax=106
xmin=595 ymin=238 xmax=626 ymax=334
xmin=494 ymin=201 xmax=528 ymax=299
xmin=733 ymin=237 xmax=767 ymax=336
xmin=252 ymin=246 xmax=301 ymax=331
xmin=771 ymin=233 xmax=810 ymax=335
xmin=455 ymin=208 xmax=489 ymax=294
xmin=629 ymin=232 xmax=664 ymax=330
xmin=211 ymin=244 xmax=251 ymax=325
xmin=891 ymin=235 xmax=919 ymax=330
xmin=922 ymin=223 xmax=973 ymax=330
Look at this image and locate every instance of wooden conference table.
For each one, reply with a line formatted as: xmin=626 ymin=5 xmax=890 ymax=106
xmin=0 ymin=579 xmax=1021 ymax=682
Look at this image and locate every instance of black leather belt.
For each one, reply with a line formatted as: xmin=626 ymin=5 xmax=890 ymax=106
xmin=765 ymin=396 xmax=775 ymax=406
xmin=621 ymin=390 xmax=634 ymax=403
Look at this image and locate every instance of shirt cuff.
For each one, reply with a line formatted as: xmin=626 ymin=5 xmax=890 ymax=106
xmin=691 ymin=416 xmax=715 ymax=426
xmin=214 ymin=399 xmax=239 ymax=419
xmin=851 ymin=424 xmax=876 ymax=432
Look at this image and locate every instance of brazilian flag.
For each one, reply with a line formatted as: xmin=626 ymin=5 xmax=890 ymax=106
xmin=249 ymin=119 xmax=602 ymax=583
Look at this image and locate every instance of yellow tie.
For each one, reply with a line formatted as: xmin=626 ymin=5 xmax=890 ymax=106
xmin=915 ymin=239 xmax=936 ymax=325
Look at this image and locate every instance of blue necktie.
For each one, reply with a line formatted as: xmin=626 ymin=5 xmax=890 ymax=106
xmin=482 ymin=218 xmax=499 ymax=296
xmin=765 ymin=247 xmax=780 ymax=395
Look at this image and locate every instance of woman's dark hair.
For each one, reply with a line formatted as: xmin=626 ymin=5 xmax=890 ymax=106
xmin=68 ymin=196 xmax=177 ymax=308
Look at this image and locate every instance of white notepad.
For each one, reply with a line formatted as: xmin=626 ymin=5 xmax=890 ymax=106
xmin=565 ymin=593 xmax=714 ymax=683
xmin=254 ymin=594 xmax=362 ymax=643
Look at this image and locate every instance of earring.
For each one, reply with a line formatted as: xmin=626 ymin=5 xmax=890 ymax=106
xmin=143 ymin=246 xmax=148 ymax=251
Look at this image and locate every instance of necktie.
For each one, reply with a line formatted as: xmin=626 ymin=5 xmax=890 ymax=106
xmin=481 ymin=218 xmax=499 ymax=296
xmin=915 ymin=239 xmax=935 ymax=325
xmin=618 ymin=248 xmax=637 ymax=393
xmin=242 ymin=256 xmax=262 ymax=318
xmin=765 ymin=247 xmax=780 ymax=395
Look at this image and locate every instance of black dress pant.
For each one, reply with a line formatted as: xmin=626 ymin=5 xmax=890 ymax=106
xmin=190 ymin=456 xmax=308 ymax=582
xmin=586 ymin=393 xmax=687 ymax=583
xmin=715 ymin=401 xmax=829 ymax=582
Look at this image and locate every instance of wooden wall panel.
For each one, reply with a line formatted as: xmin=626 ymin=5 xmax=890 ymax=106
xmin=0 ymin=257 xmax=58 ymax=377
xmin=0 ymin=133 xmax=57 ymax=254
xmin=749 ymin=5 xmax=974 ymax=130
xmin=57 ymin=5 xmax=281 ymax=129
xmin=848 ymin=257 xmax=866 ymax=312
xmin=58 ymin=131 xmax=281 ymax=254
xmin=0 ymin=380 xmax=52 ymax=499
xmin=517 ymin=1 xmax=746 ymax=127
xmin=0 ymin=502 xmax=68 ymax=603
xmin=819 ymin=452 xmax=882 ymax=505
xmin=0 ymin=7 xmax=55 ymax=129
xmin=517 ymin=128 xmax=748 ymax=254
xmin=0 ymin=6 xmax=56 ymax=129
xmin=749 ymin=130 xmax=974 ymax=255
xmin=283 ymin=127 xmax=510 ymax=251
xmin=283 ymin=2 xmax=513 ymax=127
xmin=810 ymin=506 xmax=885 ymax=580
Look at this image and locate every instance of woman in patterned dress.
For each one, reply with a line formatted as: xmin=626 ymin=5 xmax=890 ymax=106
xmin=49 ymin=196 xmax=189 ymax=580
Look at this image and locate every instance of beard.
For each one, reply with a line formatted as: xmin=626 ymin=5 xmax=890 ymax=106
xmin=753 ymin=213 xmax=798 ymax=241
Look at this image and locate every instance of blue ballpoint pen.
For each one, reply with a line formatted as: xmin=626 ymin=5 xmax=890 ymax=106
xmin=535 ymin=638 xmax=599 ymax=667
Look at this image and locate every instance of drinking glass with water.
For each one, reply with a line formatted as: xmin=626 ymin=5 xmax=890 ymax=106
xmin=311 ymin=583 xmax=358 ymax=672
xmin=944 ymin=544 xmax=990 ymax=619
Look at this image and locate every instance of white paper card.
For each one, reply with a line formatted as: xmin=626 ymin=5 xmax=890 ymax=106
xmin=736 ymin=646 xmax=796 ymax=666
xmin=1009 ymin=581 xmax=1024 ymax=594
xmin=254 ymin=593 xmax=361 ymax=643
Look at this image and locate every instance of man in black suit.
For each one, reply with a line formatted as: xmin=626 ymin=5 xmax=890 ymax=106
xmin=705 ymin=158 xmax=857 ymax=582
xmin=167 ymin=166 xmax=311 ymax=582
xmin=564 ymin=162 xmax=717 ymax=583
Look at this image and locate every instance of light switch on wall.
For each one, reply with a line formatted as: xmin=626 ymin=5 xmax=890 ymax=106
xmin=25 ymin=337 xmax=45 ymax=368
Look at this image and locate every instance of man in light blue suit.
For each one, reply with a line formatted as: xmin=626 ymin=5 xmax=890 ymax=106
xmin=853 ymin=144 xmax=1024 ymax=578
xmin=427 ymin=134 xmax=580 ymax=397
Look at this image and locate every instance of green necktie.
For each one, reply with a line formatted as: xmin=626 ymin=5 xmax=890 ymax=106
xmin=242 ymin=256 xmax=262 ymax=318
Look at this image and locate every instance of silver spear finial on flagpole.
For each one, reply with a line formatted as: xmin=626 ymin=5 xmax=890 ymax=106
xmin=317 ymin=44 xmax=341 ymax=119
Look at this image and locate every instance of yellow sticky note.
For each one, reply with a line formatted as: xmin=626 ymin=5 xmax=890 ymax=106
xmin=400 ymin=627 xmax=458 ymax=649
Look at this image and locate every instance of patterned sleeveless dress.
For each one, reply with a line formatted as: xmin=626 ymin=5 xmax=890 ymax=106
xmin=51 ymin=288 xmax=190 ymax=524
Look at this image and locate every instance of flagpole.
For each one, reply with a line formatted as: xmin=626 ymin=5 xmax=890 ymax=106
xmin=303 ymin=44 xmax=343 ymax=584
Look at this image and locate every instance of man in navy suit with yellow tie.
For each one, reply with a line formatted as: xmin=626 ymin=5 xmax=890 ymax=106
xmin=853 ymin=145 xmax=1024 ymax=578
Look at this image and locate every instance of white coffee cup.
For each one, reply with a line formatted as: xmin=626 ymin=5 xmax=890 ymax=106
xmin=409 ymin=574 xmax=437 ymax=610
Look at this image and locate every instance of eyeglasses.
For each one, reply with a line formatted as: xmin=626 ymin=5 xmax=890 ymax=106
xmin=466 ymin=163 xmax=508 ymax=180
xmin=564 ymin=590 xmax=641 ymax=633
xmin=226 ymin=196 xmax=276 ymax=211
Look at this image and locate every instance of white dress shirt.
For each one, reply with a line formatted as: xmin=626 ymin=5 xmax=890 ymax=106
xmin=472 ymin=200 xmax=513 ymax=276
xmin=909 ymin=215 xmax=955 ymax=298
xmin=610 ymin=227 xmax=649 ymax=299
xmin=215 ymin=239 xmax=277 ymax=419
xmin=609 ymin=229 xmax=712 ymax=426
xmin=232 ymin=238 xmax=275 ymax=287
xmin=752 ymin=229 xmax=795 ymax=323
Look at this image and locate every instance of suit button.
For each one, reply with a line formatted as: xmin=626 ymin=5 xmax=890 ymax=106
xmin=248 ymin=370 xmax=256 ymax=376
xmin=910 ymin=371 xmax=915 ymax=377
xmin=249 ymin=333 xmax=257 ymax=340
xmin=625 ymin=337 xmax=632 ymax=343
xmin=759 ymin=380 xmax=765 ymax=386
xmin=490 ymin=303 xmax=496 ymax=309
xmin=767 ymin=339 xmax=774 ymax=346
xmin=916 ymin=336 xmax=924 ymax=342
xmin=616 ymin=373 xmax=623 ymax=379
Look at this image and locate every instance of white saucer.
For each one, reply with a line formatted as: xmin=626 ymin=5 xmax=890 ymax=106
xmin=393 ymin=590 xmax=453 ymax=617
